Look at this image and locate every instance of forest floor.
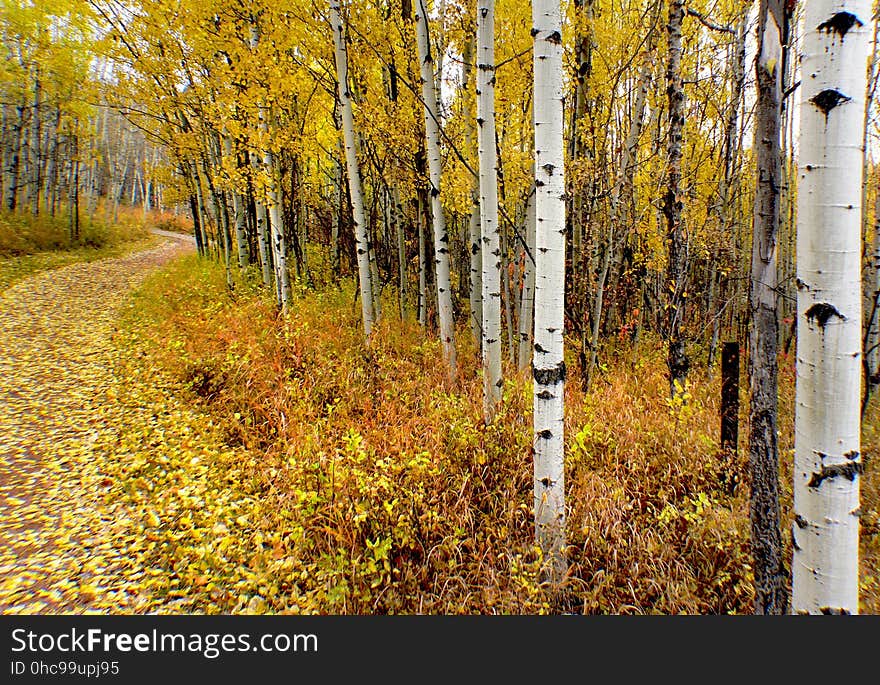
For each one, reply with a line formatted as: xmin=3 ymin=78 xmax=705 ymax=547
xmin=1 ymin=243 xmax=877 ymax=614
xmin=0 ymin=236 xmax=202 ymax=613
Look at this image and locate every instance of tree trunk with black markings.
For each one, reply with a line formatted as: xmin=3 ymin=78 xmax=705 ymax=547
xmin=463 ymin=37 xmax=483 ymax=348
xmin=478 ymin=0 xmax=502 ymax=420
xmin=331 ymin=0 xmax=375 ymax=339
xmin=532 ymin=0 xmax=567 ymax=584
xmin=415 ymin=0 xmax=457 ymax=377
xmin=794 ymin=0 xmax=870 ymax=615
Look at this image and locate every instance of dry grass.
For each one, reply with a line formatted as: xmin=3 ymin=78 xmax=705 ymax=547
xmin=123 ymin=255 xmax=879 ymax=614
xmin=0 ymin=206 xmax=153 ymax=291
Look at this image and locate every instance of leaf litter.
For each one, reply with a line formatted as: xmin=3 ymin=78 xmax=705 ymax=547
xmin=0 ymin=239 xmax=209 ymax=614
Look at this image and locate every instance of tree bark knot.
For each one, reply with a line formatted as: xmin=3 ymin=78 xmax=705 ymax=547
xmin=810 ymin=89 xmax=850 ymax=116
xmin=818 ymin=12 xmax=862 ymax=40
xmin=533 ymin=361 xmax=566 ymax=386
xmin=805 ymin=302 xmax=844 ymax=327
xmin=806 ymin=461 xmax=862 ymax=488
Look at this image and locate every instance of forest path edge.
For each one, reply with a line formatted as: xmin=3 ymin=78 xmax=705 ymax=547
xmin=0 ymin=236 xmax=197 ymax=613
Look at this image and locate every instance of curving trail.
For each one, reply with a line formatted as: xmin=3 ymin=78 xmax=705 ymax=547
xmin=0 ymin=237 xmax=193 ymax=613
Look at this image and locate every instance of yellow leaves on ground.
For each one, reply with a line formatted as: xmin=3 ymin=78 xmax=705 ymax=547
xmin=0 ymin=240 xmax=190 ymax=614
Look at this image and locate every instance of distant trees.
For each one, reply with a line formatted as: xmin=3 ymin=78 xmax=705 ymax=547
xmin=0 ymin=1 xmax=163 ymax=234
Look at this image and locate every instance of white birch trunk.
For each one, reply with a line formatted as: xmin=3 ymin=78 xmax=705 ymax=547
xmin=224 ymin=136 xmax=249 ymax=272
xmin=251 ymin=154 xmax=273 ymax=288
xmin=463 ymin=38 xmax=483 ymax=348
xmin=518 ymin=183 xmax=536 ymax=371
xmin=794 ymin=0 xmax=870 ymax=615
xmin=263 ymin=150 xmax=291 ymax=310
xmin=415 ymin=0 xmax=457 ymax=376
xmin=418 ymin=190 xmax=427 ymax=328
xmin=477 ymin=0 xmax=502 ymax=419
xmin=331 ymin=0 xmax=375 ymax=340
xmin=532 ymin=0 xmax=566 ymax=583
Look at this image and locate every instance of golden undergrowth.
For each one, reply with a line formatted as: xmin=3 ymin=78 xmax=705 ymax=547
xmin=0 ymin=207 xmax=154 ymax=292
xmin=109 ymin=255 xmax=877 ymax=614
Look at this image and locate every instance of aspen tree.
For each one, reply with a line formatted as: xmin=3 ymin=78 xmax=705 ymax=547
xmin=415 ymin=0 xmax=457 ymax=377
xmin=331 ymin=0 xmax=375 ymax=340
xmin=223 ymin=136 xmax=249 ymax=272
xmin=532 ymin=0 xmax=566 ymax=584
xmin=518 ymin=182 xmax=536 ymax=371
xmin=477 ymin=0 xmax=502 ymax=419
xmin=463 ymin=37 xmax=483 ymax=348
xmin=794 ymin=0 xmax=871 ymax=615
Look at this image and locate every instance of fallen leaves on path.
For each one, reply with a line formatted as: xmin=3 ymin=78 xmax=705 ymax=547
xmin=0 ymin=240 xmax=197 ymax=613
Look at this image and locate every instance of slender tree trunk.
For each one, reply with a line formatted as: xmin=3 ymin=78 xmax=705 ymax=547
xmin=30 ymin=74 xmax=41 ymax=216
xmin=415 ymin=0 xmax=457 ymax=377
xmin=749 ymin=0 xmax=788 ymax=615
xmin=793 ymin=0 xmax=870 ymax=615
xmin=863 ymin=12 xmax=880 ymax=411
xmin=250 ymin=155 xmax=273 ymax=288
xmin=710 ymin=11 xmax=748 ymax=370
xmin=190 ymin=160 xmax=209 ymax=256
xmin=463 ymin=38 xmax=483 ymax=348
xmin=477 ymin=0 xmax=502 ymax=418
xmin=71 ymin=127 xmax=79 ymax=241
xmin=44 ymin=106 xmax=60 ymax=216
xmin=331 ymin=0 xmax=375 ymax=339
xmin=393 ymin=186 xmax=408 ymax=319
xmin=866 ymin=193 xmax=880 ymax=407
xmin=663 ymin=0 xmax=689 ymax=397
xmin=569 ymin=0 xmax=594 ymax=256
xmin=264 ymin=151 xmax=291 ymax=309
xmin=6 ymin=105 xmax=23 ymax=211
xmin=201 ymin=148 xmax=233 ymax=289
xmin=369 ymin=222 xmax=382 ymax=320
xmin=867 ymin=186 xmax=880 ymax=408
xmin=418 ymin=190 xmax=428 ymax=328
xmin=331 ymin=154 xmax=342 ymax=275
xmin=224 ymin=137 xmax=249 ymax=272
xmin=532 ymin=0 xmax=567 ymax=584
xmin=518 ymin=183 xmax=536 ymax=371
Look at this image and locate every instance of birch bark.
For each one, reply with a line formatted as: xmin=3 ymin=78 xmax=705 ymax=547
xmin=794 ymin=0 xmax=870 ymax=615
xmin=415 ymin=0 xmax=457 ymax=376
xmin=532 ymin=0 xmax=567 ymax=583
xmin=463 ymin=37 xmax=483 ymax=348
xmin=331 ymin=0 xmax=375 ymax=339
xmin=478 ymin=0 xmax=502 ymax=419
